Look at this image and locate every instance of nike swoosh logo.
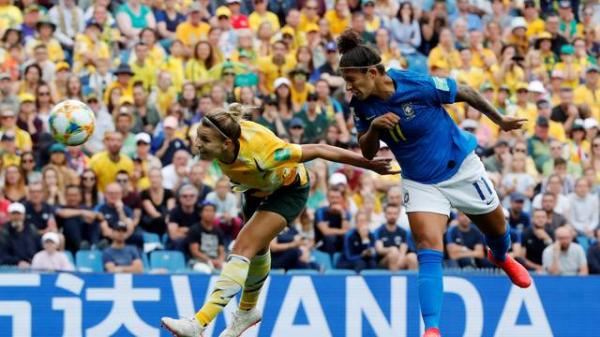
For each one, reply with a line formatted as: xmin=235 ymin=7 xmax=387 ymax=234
xmin=254 ymin=158 xmax=265 ymax=172
xmin=486 ymin=199 xmax=494 ymax=205
xmin=366 ymin=115 xmax=376 ymax=121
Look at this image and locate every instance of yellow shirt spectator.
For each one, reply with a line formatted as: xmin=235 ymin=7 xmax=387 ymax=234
xmin=574 ymin=82 xmax=600 ymax=121
xmin=554 ymin=62 xmax=582 ymax=89
xmin=490 ymin=64 xmax=525 ymax=93
xmin=324 ymin=10 xmax=349 ymax=37
xmin=0 ymin=4 xmax=22 ymax=31
xmin=257 ymin=55 xmax=296 ymax=94
xmin=25 ymin=38 xmax=65 ymax=63
xmin=470 ymin=48 xmax=495 ymax=69
xmin=175 ymin=21 xmax=210 ymax=48
xmin=156 ymin=87 xmax=178 ymax=117
xmin=290 ymin=82 xmax=315 ymax=109
xmin=248 ymin=9 xmax=280 ymax=32
xmin=526 ymin=18 xmax=545 ymax=39
xmin=89 ymin=150 xmax=134 ymax=192
xmin=160 ymin=56 xmax=185 ymax=93
xmin=455 ymin=67 xmax=487 ymax=90
xmin=73 ymin=33 xmax=110 ymax=73
xmin=428 ymin=46 xmax=461 ymax=74
xmin=299 ymin=12 xmax=319 ymax=31
xmin=130 ymin=61 xmax=156 ymax=91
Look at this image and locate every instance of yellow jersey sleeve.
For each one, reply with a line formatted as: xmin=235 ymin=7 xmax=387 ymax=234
xmin=218 ymin=121 xmax=306 ymax=196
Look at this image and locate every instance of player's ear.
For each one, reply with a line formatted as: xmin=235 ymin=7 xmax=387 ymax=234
xmin=367 ymin=67 xmax=378 ymax=79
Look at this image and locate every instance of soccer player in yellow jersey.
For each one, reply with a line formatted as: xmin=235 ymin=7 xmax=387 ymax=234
xmin=161 ymin=103 xmax=397 ymax=337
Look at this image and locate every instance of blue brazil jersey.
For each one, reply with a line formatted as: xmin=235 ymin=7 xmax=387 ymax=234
xmin=351 ymin=69 xmax=477 ymax=184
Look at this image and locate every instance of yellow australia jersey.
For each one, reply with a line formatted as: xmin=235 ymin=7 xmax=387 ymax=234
xmin=217 ymin=120 xmax=308 ymax=196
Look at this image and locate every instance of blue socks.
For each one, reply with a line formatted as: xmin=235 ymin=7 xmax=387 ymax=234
xmin=417 ymin=249 xmax=443 ymax=330
xmin=485 ymin=229 xmax=511 ymax=262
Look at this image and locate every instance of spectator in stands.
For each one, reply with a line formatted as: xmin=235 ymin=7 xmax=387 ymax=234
xmin=31 ymin=231 xmax=74 ymax=271
xmin=140 ymin=168 xmax=175 ymax=236
xmin=89 ymin=131 xmax=134 ymax=193
xmin=294 ymin=93 xmax=328 ymax=143
xmin=567 ymin=178 xmax=599 ymax=238
xmin=483 ymin=140 xmax=510 ymax=173
xmin=587 ymin=227 xmax=600 ymax=274
xmin=102 ymin=221 xmax=144 ymax=273
xmin=543 ymin=226 xmax=588 ymax=275
xmin=527 ymin=116 xmax=553 ymax=173
xmin=521 ymin=209 xmax=553 ymax=272
xmin=375 ymin=204 xmax=417 ymax=271
xmin=337 ymin=211 xmax=377 ymax=272
xmin=187 ymin=202 xmax=225 ymax=273
xmin=315 ymin=187 xmax=351 ymax=256
xmin=56 ymin=185 xmax=100 ymax=253
xmin=95 ymin=182 xmax=139 ymax=248
xmin=167 ymin=184 xmax=200 ymax=252
xmin=189 ymin=162 xmax=213 ymax=205
xmin=24 ymin=181 xmax=58 ymax=236
xmin=446 ymin=212 xmax=487 ymax=268
xmin=206 ymin=177 xmax=242 ymax=240
xmin=507 ymin=192 xmax=531 ymax=234
xmin=270 ymin=220 xmax=315 ymax=271
xmin=116 ymin=170 xmax=142 ymax=228
xmin=532 ymin=174 xmax=571 ymax=215
xmin=161 ymin=148 xmax=190 ymax=191
xmin=0 ymin=202 xmax=39 ymax=268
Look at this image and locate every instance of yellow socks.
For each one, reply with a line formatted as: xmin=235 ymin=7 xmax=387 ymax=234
xmin=195 ymin=254 xmax=250 ymax=326
xmin=239 ymin=250 xmax=271 ymax=311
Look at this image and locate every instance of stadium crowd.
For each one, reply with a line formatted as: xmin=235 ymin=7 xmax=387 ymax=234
xmin=0 ymin=0 xmax=599 ymax=276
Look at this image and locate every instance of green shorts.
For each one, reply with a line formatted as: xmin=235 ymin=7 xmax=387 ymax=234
xmin=242 ymin=178 xmax=309 ymax=225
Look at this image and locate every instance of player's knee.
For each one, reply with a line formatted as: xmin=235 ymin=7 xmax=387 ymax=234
xmin=230 ymin=238 xmax=260 ymax=259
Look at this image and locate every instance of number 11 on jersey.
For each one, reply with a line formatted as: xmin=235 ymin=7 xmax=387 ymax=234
xmin=389 ymin=124 xmax=406 ymax=142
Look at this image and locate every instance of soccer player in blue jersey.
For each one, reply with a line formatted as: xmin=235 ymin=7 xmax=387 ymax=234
xmin=337 ymin=31 xmax=532 ymax=337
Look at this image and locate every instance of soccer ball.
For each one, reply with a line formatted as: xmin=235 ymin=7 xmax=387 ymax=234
xmin=49 ymin=100 xmax=96 ymax=146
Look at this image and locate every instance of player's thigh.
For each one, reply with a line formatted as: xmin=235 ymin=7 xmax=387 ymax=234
xmin=407 ymin=212 xmax=448 ymax=251
xmin=441 ymin=154 xmax=500 ymax=215
xmin=231 ymin=210 xmax=288 ymax=259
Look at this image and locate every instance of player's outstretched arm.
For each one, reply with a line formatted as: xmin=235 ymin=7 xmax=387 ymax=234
xmin=300 ymin=143 xmax=399 ymax=175
xmin=455 ymin=84 xmax=526 ymax=131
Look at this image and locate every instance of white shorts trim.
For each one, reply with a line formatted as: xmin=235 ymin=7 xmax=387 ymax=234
xmin=402 ymin=153 xmax=500 ymax=216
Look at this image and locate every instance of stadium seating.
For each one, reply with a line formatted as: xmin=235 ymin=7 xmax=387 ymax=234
xmin=324 ymin=269 xmax=356 ymax=275
xmin=143 ymin=232 xmax=161 ymax=244
xmin=311 ymin=250 xmax=333 ymax=270
xmin=360 ymin=270 xmax=393 ymax=276
xmin=75 ymin=250 xmax=103 ymax=273
xmin=332 ymin=252 xmax=342 ymax=268
xmin=150 ymin=250 xmax=186 ymax=273
xmin=286 ymin=269 xmax=320 ymax=275
xmin=63 ymin=251 xmax=75 ymax=267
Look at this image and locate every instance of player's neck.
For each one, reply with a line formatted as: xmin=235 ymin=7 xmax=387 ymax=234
xmin=217 ymin=141 xmax=239 ymax=164
xmin=372 ymin=75 xmax=395 ymax=101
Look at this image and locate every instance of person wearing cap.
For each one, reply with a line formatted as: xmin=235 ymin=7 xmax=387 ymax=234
xmin=564 ymin=119 xmax=590 ymax=165
xmin=554 ymin=44 xmax=582 ymax=89
xmin=89 ymin=132 xmax=134 ymax=192
xmin=0 ymin=130 xmax=19 ymax=166
xmin=505 ymin=16 xmax=529 ymax=56
xmin=17 ymin=92 xmax=42 ymax=135
xmin=288 ymin=65 xmax=315 ymax=111
xmin=30 ymin=231 xmax=74 ymax=271
xmin=361 ymin=0 xmax=381 ymax=33
xmin=0 ymin=202 xmax=41 ymax=268
xmin=287 ymin=116 xmax=306 ymax=144
xmin=534 ymin=31 xmax=557 ymax=74
xmin=134 ymin=132 xmax=161 ymax=172
xmin=102 ymin=219 xmax=144 ymax=273
xmin=47 ymin=142 xmax=79 ymax=185
xmin=24 ymin=16 xmax=65 ymax=63
xmin=84 ymin=90 xmax=116 ymax=154
xmin=103 ymin=63 xmax=134 ymax=103
xmin=20 ymin=4 xmax=41 ymax=40
xmin=294 ymin=92 xmax=328 ymax=143
xmin=0 ymin=106 xmax=32 ymax=152
xmin=312 ymin=40 xmax=345 ymax=89
xmin=528 ymin=99 xmax=566 ymax=142
xmin=215 ymin=5 xmax=239 ymax=57
xmin=72 ymin=21 xmax=110 ymax=74
xmin=507 ymin=192 xmax=531 ymax=232
xmin=0 ymin=72 xmax=18 ymax=111
xmin=155 ymin=116 xmax=188 ymax=167
xmin=557 ymin=0 xmax=578 ymax=40
xmin=574 ymin=65 xmax=600 ymax=121
xmin=528 ymin=116 xmax=553 ymax=172
xmin=527 ymin=80 xmax=547 ymax=103
xmin=257 ymin=40 xmax=295 ymax=94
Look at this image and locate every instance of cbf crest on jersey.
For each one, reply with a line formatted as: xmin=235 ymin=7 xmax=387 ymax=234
xmin=401 ymin=103 xmax=415 ymax=120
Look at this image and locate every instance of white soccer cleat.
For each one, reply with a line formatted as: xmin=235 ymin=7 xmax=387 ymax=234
xmin=161 ymin=316 xmax=204 ymax=337
xmin=218 ymin=308 xmax=262 ymax=337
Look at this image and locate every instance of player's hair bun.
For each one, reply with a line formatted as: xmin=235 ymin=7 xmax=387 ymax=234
xmin=337 ymin=30 xmax=363 ymax=54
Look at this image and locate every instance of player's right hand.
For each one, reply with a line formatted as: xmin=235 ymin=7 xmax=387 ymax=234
xmin=372 ymin=112 xmax=400 ymax=130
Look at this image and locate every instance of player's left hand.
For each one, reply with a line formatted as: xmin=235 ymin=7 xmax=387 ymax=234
xmin=368 ymin=157 xmax=401 ymax=175
xmin=499 ymin=115 xmax=527 ymax=131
